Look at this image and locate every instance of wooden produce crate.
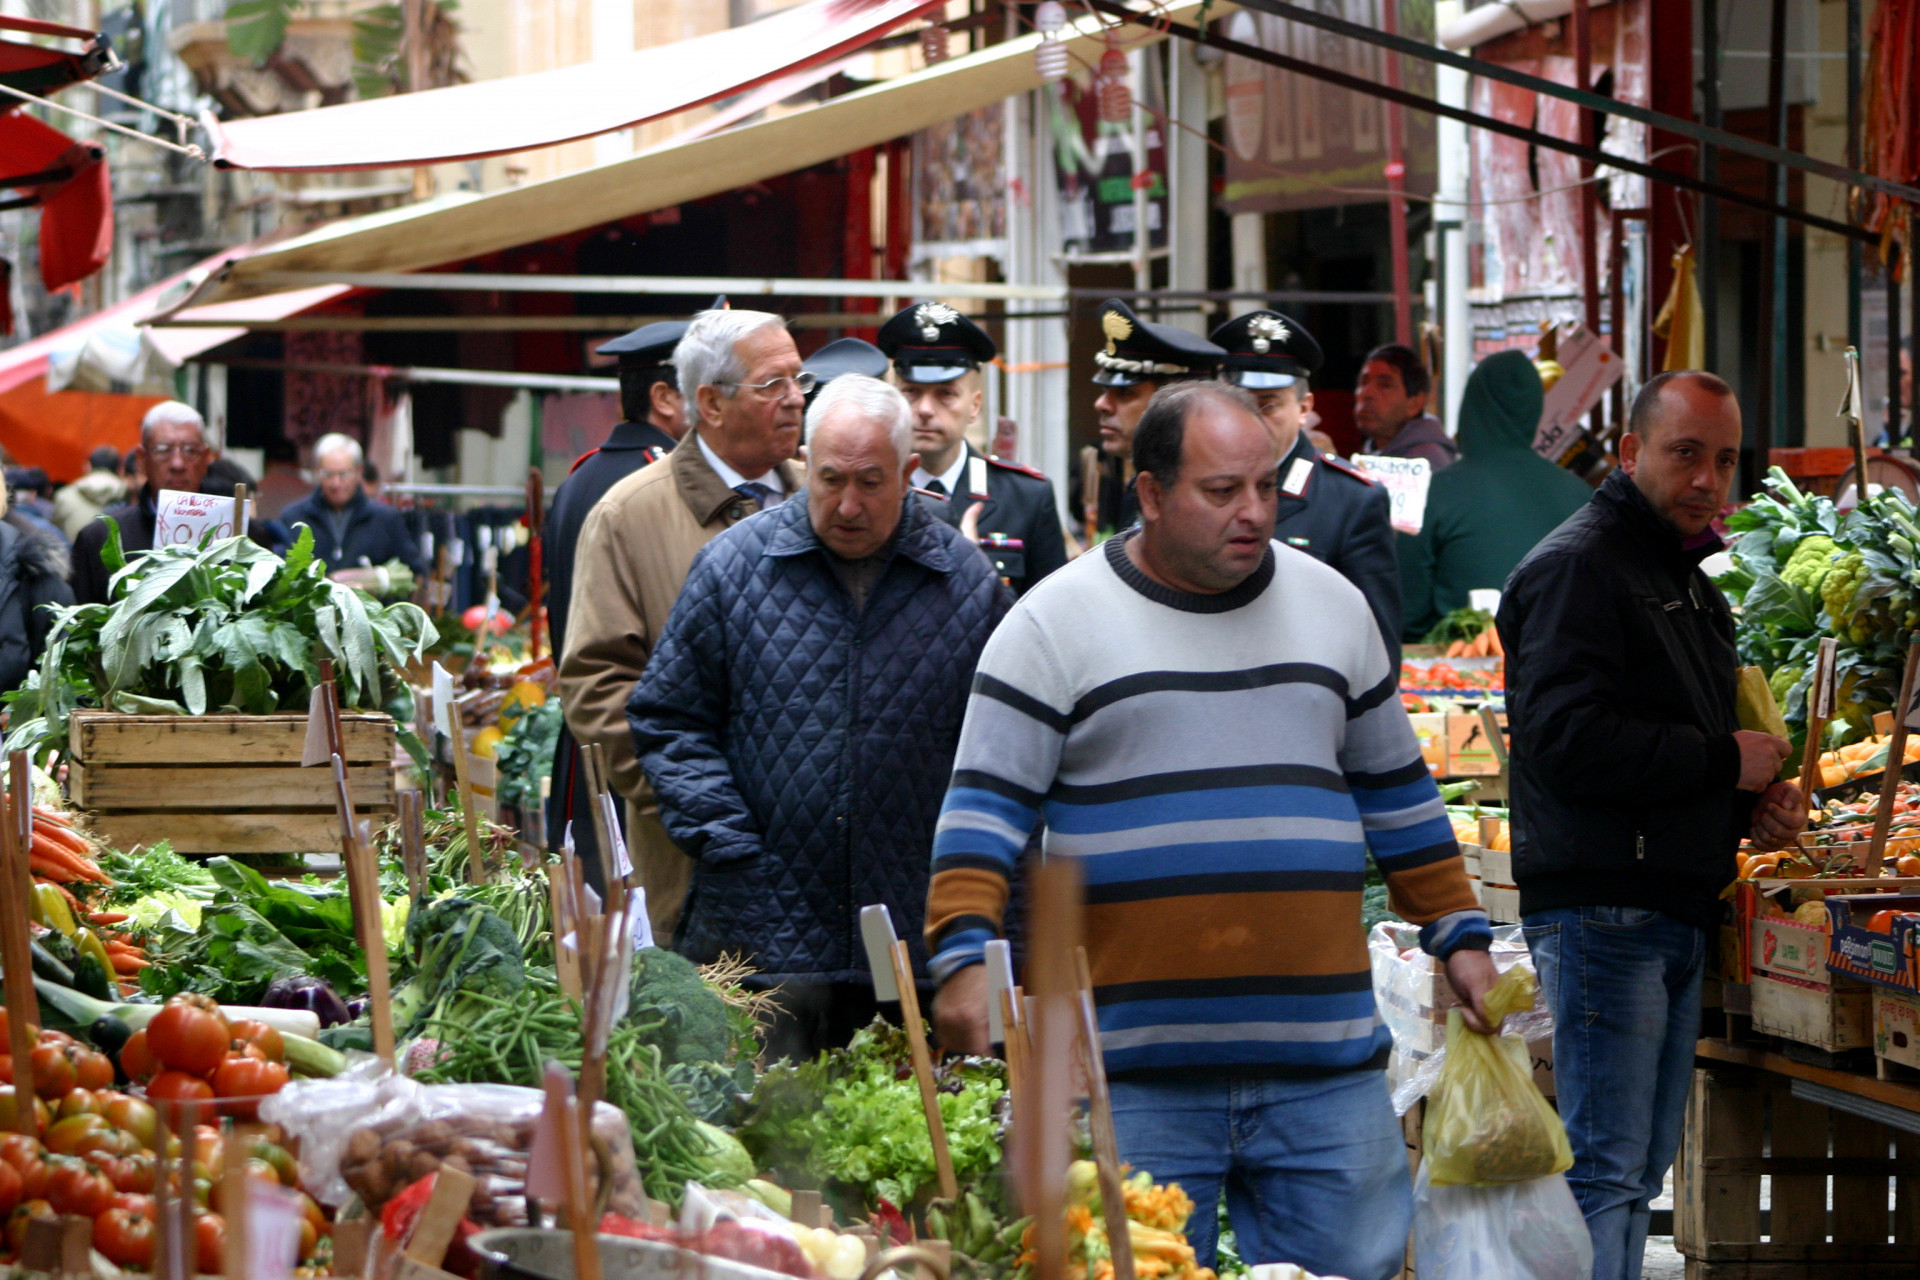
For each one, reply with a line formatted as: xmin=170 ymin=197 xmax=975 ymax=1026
xmin=67 ymin=710 xmax=396 ymax=855
xmin=1677 ymin=1061 xmax=1920 ymax=1277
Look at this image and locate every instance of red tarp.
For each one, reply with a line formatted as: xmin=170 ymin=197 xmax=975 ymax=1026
xmin=207 ymin=0 xmax=938 ymax=173
xmin=0 ymin=109 xmax=110 ymax=290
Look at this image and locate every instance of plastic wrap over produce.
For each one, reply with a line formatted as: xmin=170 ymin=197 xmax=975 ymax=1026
xmin=262 ymin=1063 xmax=644 ymax=1226
xmin=1368 ymin=922 xmax=1555 ymax=1115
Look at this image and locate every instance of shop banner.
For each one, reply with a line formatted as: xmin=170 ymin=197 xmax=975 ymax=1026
xmin=1219 ymin=0 xmax=1437 ymax=216
xmin=1048 ymin=52 xmax=1168 ymax=257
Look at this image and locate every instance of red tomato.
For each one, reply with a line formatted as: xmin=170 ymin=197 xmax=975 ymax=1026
xmin=28 ymin=1044 xmax=77 ymax=1100
xmin=44 ymin=1159 xmax=113 ymax=1218
xmin=195 ymin=1212 xmax=227 ymax=1273
xmin=103 ymin=1095 xmax=157 ymax=1150
xmin=94 ymin=1206 xmax=156 ymax=1269
xmin=227 ymin=1020 xmax=285 ymax=1064
xmin=119 ymin=1029 xmax=158 ymax=1083
xmin=55 ymin=1089 xmax=100 ymax=1121
xmin=0 ymin=1134 xmax=42 ymax=1173
xmin=110 ymin=1192 xmax=154 ymax=1217
xmin=109 ymin=1150 xmax=156 ymax=1194
xmin=145 ymin=1002 xmax=229 ymax=1078
xmin=462 ymin=604 xmax=512 ymax=634
xmin=72 ymin=1050 xmax=114 ymax=1093
xmin=42 ymin=1113 xmax=107 ymax=1155
xmin=213 ymin=1057 xmax=289 ymax=1115
xmin=74 ymin=1127 xmax=137 ymax=1161
xmin=0 ymin=1158 xmax=19 ymax=1216
xmin=147 ymin=1071 xmax=216 ymax=1113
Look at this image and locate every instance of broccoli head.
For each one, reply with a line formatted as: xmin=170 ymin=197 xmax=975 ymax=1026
xmin=1781 ymin=535 xmax=1838 ymax=594
xmin=628 ymin=946 xmax=733 ymax=1068
xmin=1820 ymin=551 xmax=1868 ymax=623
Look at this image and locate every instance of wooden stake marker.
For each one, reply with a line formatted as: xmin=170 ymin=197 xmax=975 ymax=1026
xmin=1073 ymin=947 xmax=1134 ymax=1280
xmin=1869 ymin=637 xmax=1920 ymax=877
xmin=891 ymin=939 xmax=959 ymax=1201
xmin=1799 ymin=637 xmax=1841 ymax=801
xmin=2 ymin=753 xmax=42 ymax=1136
xmin=1023 ymin=859 xmax=1083 ymax=1280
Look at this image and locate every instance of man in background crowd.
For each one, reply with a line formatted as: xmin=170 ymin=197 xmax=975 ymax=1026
xmin=631 ymin=375 xmax=1008 ymax=1060
xmin=1356 ymin=344 xmax=1455 ymax=472
xmin=71 ymin=402 xmax=270 ymax=605
xmin=562 ymin=307 xmax=806 ymax=935
xmin=880 ymin=301 xmax=1066 ymax=596
xmin=1213 ymin=309 xmax=1400 ymax=657
xmin=280 ymin=433 xmax=426 ymax=581
xmin=1400 ymin=350 xmax=1592 ymax=640
xmin=53 ymin=446 xmax=128 ymax=541
xmin=1087 ymin=299 xmax=1224 ymax=533
xmin=544 ymin=320 xmax=691 ymax=862
xmin=1498 ymin=371 xmax=1807 ymax=1280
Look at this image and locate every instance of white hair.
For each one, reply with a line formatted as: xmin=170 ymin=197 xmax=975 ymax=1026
xmin=140 ymin=401 xmax=208 ymax=447
xmin=313 ymin=433 xmax=365 ymax=468
xmin=676 ymin=308 xmax=788 ymax=405
xmin=804 ymin=375 xmax=913 ymax=461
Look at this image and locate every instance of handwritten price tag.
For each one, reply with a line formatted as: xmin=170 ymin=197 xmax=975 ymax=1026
xmin=152 ymin=489 xmax=245 ymax=547
xmin=1353 ymin=455 xmax=1432 ymax=535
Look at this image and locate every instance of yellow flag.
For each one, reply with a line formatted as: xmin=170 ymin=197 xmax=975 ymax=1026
xmin=1652 ymin=244 xmax=1705 ymax=371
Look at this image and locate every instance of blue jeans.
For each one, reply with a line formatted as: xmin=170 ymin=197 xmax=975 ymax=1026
xmin=1523 ymin=906 xmax=1706 ymax=1280
xmin=1109 ymin=1071 xmax=1411 ymax=1280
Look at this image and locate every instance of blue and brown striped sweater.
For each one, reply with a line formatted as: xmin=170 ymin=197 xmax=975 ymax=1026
xmin=926 ymin=534 xmax=1491 ymax=1080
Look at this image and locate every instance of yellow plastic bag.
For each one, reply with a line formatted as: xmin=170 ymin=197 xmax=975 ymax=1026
xmin=1423 ymin=966 xmax=1572 ymax=1187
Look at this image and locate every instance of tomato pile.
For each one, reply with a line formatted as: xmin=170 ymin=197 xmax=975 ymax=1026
xmin=0 ymin=1006 xmax=328 ymax=1275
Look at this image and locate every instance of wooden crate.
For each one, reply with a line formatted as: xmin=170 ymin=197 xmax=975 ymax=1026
xmin=1676 ymin=1063 xmax=1920 ymax=1277
xmin=68 ymin=710 xmax=396 ymax=855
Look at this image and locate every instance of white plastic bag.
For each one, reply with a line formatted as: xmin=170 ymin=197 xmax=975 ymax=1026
xmin=1411 ymin=1160 xmax=1593 ymax=1280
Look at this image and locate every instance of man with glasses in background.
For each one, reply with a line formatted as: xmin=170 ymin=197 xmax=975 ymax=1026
xmin=71 ymin=401 xmax=271 ymax=605
xmin=279 ymin=432 xmax=426 ymax=588
xmin=562 ymin=307 xmax=809 ymax=934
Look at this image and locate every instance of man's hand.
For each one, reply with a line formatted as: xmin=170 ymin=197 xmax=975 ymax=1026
xmin=1748 ymin=780 xmax=1810 ymax=852
xmin=932 ymin=964 xmax=992 ymax=1056
xmin=959 ymin=501 xmax=986 ymax=543
xmin=1443 ymin=948 xmax=1499 ymax=1035
xmin=1733 ymin=730 xmax=1792 ymax=792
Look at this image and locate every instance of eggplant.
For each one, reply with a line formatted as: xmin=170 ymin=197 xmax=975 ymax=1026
xmin=260 ymin=975 xmax=351 ymax=1028
xmin=90 ymin=1016 xmax=133 ymax=1082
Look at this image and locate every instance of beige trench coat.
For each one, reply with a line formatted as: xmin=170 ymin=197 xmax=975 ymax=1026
xmin=558 ymin=435 xmax=803 ymax=940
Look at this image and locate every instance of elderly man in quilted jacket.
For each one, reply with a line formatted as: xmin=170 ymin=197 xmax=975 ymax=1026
xmin=629 ymin=375 xmax=1012 ymax=1061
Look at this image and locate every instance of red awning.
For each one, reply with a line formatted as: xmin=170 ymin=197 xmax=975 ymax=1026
xmin=208 ymin=0 xmax=938 ymax=173
xmin=0 ymin=110 xmax=110 ymax=291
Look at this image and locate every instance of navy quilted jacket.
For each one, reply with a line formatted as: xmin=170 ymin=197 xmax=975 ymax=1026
xmin=628 ymin=493 xmax=1012 ymax=983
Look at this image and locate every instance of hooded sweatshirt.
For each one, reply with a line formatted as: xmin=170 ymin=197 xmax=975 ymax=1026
xmin=51 ymin=469 xmax=127 ymax=541
xmin=1398 ymin=350 xmax=1594 ymax=640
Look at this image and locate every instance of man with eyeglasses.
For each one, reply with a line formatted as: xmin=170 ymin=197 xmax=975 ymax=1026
xmin=70 ymin=401 xmax=270 ymax=606
xmin=561 ymin=307 xmax=807 ymax=936
xmin=279 ymin=433 xmax=426 ymax=592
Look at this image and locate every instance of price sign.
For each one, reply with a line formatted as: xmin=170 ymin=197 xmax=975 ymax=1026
xmin=1353 ymin=455 xmax=1432 ymax=535
xmin=153 ymin=489 xmax=244 ymax=547
xmin=1534 ymin=325 xmax=1625 ymax=462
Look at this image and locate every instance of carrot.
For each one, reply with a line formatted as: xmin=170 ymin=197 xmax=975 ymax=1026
xmin=31 ymin=806 xmax=72 ymax=829
xmin=34 ymin=822 xmax=95 ymax=860
xmin=1446 ymin=639 xmax=1466 ymax=657
xmin=30 ymin=856 xmax=78 ymax=883
xmin=86 ymin=912 xmax=128 ymax=926
xmin=110 ymin=956 xmax=151 ymax=971
xmin=30 ymin=832 xmax=107 ymax=884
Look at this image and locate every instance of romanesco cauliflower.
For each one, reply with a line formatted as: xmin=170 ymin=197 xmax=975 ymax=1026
xmin=1820 ymin=551 xmax=1868 ymax=621
xmin=1780 ymin=535 xmax=1838 ymax=593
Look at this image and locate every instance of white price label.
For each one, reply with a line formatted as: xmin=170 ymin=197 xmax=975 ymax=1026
xmin=153 ymin=489 xmax=243 ymax=547
xmin=1352 ymin=455 xmax=1432 ymax=535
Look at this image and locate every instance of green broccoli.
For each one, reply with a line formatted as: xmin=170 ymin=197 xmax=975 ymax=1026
xmin=1820 ymin=551 xmax=1868 ymax=623
xmin=627 ymin=946 xmax=734 ymax=1068
xmin=1781 ymin=535 xmax=1838 ymax=594
xmin=399 ymin=896 xmax=527 ymax=1034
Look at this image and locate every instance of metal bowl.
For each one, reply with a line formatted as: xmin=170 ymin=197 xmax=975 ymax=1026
xmin=469 ymin=1228 xmax=804 ymax=1280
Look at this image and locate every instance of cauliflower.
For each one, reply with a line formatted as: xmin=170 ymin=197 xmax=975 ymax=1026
xmin=1820 ymin=551 xmax=1868 ymax=621
xmin=1769 ymin=665 xmax=1801 ymax=704
xmin=1781 ymin=535 xmax=1839 ymax=593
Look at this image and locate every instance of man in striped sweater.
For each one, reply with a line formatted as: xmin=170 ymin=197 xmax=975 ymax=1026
xmin=926 ymin=382 xmax=1495 ymax=1280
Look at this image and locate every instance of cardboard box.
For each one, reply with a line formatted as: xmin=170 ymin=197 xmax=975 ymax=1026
xmin=1750 ymin=915 xmax=1837 ymax=984
xmin=1822 ymin=894 xmax=1920 ymax=991
xmin=1446 ymin=713 xmax=1504 ymax=775
xmin=1751 ymin=971 xmax=1873 ymax=1050
xmin=1409 ymin=712 xmax=1447 ymax=776
xmin=1872 ymin=988 xmax=1920 ymax=1070
xmin=1482 ymin=885 xmax=1521 ymax=924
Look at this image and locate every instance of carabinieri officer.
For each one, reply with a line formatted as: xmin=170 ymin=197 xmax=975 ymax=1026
xmin=1089 ymin=298 xmax=1225 ymax=532
xmin=544 ymin=319 xmax=689 ymax=857
xmin=1212 ymin=309 xmax=1402 ymax=663
xmin=878 ymin=301 xmax=1067 ymax=596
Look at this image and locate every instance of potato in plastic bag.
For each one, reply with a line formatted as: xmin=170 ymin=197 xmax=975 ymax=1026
xmin=1423 ymin=966 xmax=1572 ymax=1187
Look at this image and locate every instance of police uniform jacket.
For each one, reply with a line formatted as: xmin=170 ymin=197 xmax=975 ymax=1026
xmin=1273 ymin=431 xmax=1403 ymax=665
xmin=926 ymin=443 xmax=1067 ymax=597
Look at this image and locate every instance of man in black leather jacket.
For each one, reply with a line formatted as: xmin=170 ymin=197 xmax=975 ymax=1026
xmin=1497 ymin=370 xmax=1807 ymax=1280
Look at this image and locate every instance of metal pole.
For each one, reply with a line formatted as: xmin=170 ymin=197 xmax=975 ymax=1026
xmin=1847 ymin=0 xmax=1862 ymax=355
xmin=1572 ymin=0 xmax=1598 ymax=337
xmin=1770 ymin=0 xmax=1791 ymax=449
xmin=1700 ymin=0 xmax=1720 ymax=374
xmin=1382 ymin=0 xmax=1413 ymax=347
xmin=1752 ymin=0 xmax=1786 ymax=490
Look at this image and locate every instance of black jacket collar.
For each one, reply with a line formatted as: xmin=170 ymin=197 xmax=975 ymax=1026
xmin=1591 ymin=467 xmax=1724 ymax=574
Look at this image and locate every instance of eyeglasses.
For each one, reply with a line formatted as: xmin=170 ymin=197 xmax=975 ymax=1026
xmin=145 ymin=444 xmax=208 ymax=460
xmin=318 ymin=469 xmax=360 ymax=482
xmin=719 ymin=372 xmax=816 ymax=399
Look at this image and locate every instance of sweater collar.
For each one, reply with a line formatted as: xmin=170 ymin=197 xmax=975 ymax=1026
xmin=1104 ymin=529 xmax=1275 ymax=613
xmin=762 ymin=489 xmax=954 ymax=573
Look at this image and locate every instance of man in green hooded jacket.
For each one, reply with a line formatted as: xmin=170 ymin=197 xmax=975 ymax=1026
xmin=1399 ymin=349 xmax=1594 ymax=639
